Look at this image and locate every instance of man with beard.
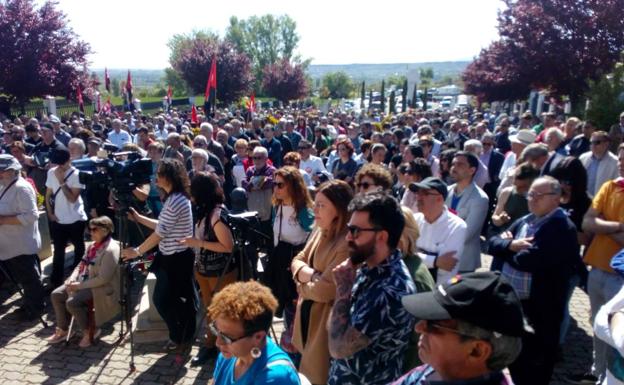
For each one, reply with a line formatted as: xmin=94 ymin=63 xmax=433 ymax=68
xmin=327 ymin=192 xmax=417 ymax=385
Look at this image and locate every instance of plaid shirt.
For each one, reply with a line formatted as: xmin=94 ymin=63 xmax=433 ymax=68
xmin=501 ymin=208 xmax=562 ymax=299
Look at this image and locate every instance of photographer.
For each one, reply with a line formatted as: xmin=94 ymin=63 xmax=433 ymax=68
xmin=121 ymin=158 xmax=196 ymax=352
xmin=178 ymin=172 xmax=236 ymax=366
xmin=0 ymin=155 xmax=45 ymax=321
xmin=46 ymin=148 xmax=88 ymax=289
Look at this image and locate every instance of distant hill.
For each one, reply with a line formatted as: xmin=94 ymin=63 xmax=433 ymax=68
xmin=95 ymin=61 xmax=471 ymax=88
xmin=306 ymin=61 xmax=470 ymax=82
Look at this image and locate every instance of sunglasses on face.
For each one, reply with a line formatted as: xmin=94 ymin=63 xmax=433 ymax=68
xmin=346 ymin=224 xmax=381 ymax=238
xmin=209 ymin=321 xmax=252 ymax=345
xmin=298 ymin=146 xmax=310 ymax=150
xmin=356 ymin=182 xmax=375 ymax=190
xmin=88 ymin=226 xmax=100 ymax=232
xmin=422 ymin=320 xmax=481 ymax=340
xmin=252 ymin=156 xmax=265 ymax=160
xmin=590 ymin=140 xmax=605 ymax=145
xmin=274 ymin=182 xmax=286 ymax=189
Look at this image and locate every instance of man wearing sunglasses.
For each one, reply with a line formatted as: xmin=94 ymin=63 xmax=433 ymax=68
xmin=412 ymin=177 xmax=467 ymax=283
xmin=327 ymin=192 xmax=416 ymax=385
xmin=579 ymin=130 xmax=618 ymax=197
xmin=391 ymin=271 xmax=529 ymax=385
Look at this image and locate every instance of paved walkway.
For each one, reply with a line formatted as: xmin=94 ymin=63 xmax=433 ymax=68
xmin=0 ymin=254 xmax=593 ymax=385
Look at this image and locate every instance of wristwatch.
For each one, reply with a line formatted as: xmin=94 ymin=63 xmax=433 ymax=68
xmin=133 ymin=247 xmax=141 ymax=256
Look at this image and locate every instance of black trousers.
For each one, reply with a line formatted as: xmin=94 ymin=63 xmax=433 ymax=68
xmin=2 ymin=254 xmax=45 ymax=314
xmin=50 ymin=220 xmax=86 ymax=288
xmin=152 ymin=248 xmax=197 ymax=344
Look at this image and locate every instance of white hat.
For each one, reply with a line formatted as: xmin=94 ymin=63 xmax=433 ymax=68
xmin=0 ymin=154 xmax=22 ymax=171
xmin=509 ymin=130 xmax=536 ymax=146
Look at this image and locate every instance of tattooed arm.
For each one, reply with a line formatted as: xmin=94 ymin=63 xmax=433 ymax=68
xmin=327 ymin=259 xmax=371 ymax=359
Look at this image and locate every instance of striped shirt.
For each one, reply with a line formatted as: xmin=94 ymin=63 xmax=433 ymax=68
xmin=155 ymin=192 xmax=193 ymax=255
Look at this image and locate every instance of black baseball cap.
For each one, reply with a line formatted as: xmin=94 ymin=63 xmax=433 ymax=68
xmin=401 ymin=271 xmax=532 ymax=337
xmin=409 ymin=177 xmax=448 ymax=200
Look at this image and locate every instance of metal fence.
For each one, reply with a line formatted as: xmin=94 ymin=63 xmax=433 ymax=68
xmin=15 ymin=98 xmax=191 ymax=119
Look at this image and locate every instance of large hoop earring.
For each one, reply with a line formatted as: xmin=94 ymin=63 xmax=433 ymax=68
xmin=250 ymin=347 xmax=262 ymax=359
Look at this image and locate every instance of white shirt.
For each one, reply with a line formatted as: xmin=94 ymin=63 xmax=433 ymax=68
xmin=415 ymin=208 xmax=467 ymax=283
xmin=46 ymin=166 xmax=87 ymax=224
xmin=0 ymin=177 xmax=41 ymax=260
xmin=301 ymin=155 xmax=329 ymax=178
xmin=273 ymin=205 xmax=309 ymax=247
xmin=108 ymin=129 xmax=132 ymax=149
xmin=594 ymin=285 xmax=624 ymax=384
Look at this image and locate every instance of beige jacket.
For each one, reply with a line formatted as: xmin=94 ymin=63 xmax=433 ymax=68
xmin=291 ymin=229 xmax=349 ymax=385
xmin=70 ymin=240 xmax=121 ymax=327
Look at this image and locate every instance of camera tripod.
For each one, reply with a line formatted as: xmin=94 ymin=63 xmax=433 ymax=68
xmin=114 ymin=207 xmax=148 ymax=373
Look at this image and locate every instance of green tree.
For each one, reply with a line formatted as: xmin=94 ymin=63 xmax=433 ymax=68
xmin=111 ymin=77 xmax=120 ymax=97
xmin=586 ymin=60 xmax=624 ymax=132
xmin=389 ymin=90 xmax=396 ymax=114
xmin=225 ymin=14 xmax=300 ymax=91
xmin=402 ymin=79 xmax=408 ymax=112
xmin=411 ymin=83 xmax=418 ymax=108
xmin=420 ymin=68 xmax=434 ymax=110
xmin=360 ymin=81 xmax=366 ymax=109
xmin=163 ymin=67 xmax=188 ymax=96
xmin=380 ymin=80 xmax=385 ymax=112
xmin=386 ymin=74 xmax=407 ymax=88
xmin=322 ymin=71 xmax=353 ymax=99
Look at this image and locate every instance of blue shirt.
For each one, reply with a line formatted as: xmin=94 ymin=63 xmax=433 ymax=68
xmin=328 ymin=250 xmax=417 ymax=385
xmin=212 ymin=338 xmax=300 ymax=385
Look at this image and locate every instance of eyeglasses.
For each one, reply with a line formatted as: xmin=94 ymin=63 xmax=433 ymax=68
xmin=482 ymin=142 xmax=494 ymax=147
xmin=527 ymin=191 xmax=557 ymax=199
xmin=590 ymin=140 xmax=605 ymax=145
xmin=338 ymin=147 xmax=348 ymax=152
xmin=252 ymin=156 xmax=265 ymax=160
xmin=346 ymin=224 xmax=381 ymax=238
xmin=423 ymin=320 xmax=483 ymax=340
xmin=208 ymin=321 xmax=253 ymax=345
xmin=88 ymin=226 xmax=99 ymax=232
xmin=274 ymin=182 xmax=286 ymax=189
xmin=356 ymin=182 xmax=375 ymax=190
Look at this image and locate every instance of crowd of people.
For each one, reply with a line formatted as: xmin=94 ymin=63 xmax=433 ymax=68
xmin=1 ymin=105 xmax=624 ymax=385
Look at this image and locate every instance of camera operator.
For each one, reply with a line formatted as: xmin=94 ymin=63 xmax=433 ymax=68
xmin=121 ymin=158 xmax=196 ymax=352
xmin=46 ymin=147 xmax=88 ymax=289
xmin=0 ymin=155 xmax=45 ymax=320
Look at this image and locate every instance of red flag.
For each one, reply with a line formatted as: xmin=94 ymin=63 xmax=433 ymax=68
xmin=77 ymin=86 xmax=84 ymax=113
xmin=250 ymin=92 xmax=255 ymax=113
xmin=104 ymin=68 xmax=110 ymax=93
xmin=167 ymin=85 xmax=172 ymax=105
xmin=191 ymin=104 xmax=198 ymax=124
xmin=204 ymin=59 xmax=217 ymax=102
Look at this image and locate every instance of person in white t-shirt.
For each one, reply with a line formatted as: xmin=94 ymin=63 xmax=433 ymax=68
xmin=45 ymin=148 xmax=87 ymax=289
xmin=298 ymin=139 xmax=331 ymax=185
xmin=107 ymin=119 xmax=131 ymax=150
xmin=411 ymin=177 xmax=467 ymax=283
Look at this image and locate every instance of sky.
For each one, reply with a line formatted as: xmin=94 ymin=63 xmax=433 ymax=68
xmin=48 ymin=0 xmax=504 ymax=69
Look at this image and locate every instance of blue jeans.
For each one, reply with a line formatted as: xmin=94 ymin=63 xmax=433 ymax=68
xmin=588 ymin=268 xmax=624 ymax=381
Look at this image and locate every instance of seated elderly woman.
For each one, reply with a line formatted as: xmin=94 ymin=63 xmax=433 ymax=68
xmin=46 ymin=216 xmax=120 ymax=347
xmin=209 ymin=281 xmax=302 ymax=384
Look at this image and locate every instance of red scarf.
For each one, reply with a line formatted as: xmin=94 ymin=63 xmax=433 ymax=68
xmin=79 ymin=239 xmax=109 ymax=281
